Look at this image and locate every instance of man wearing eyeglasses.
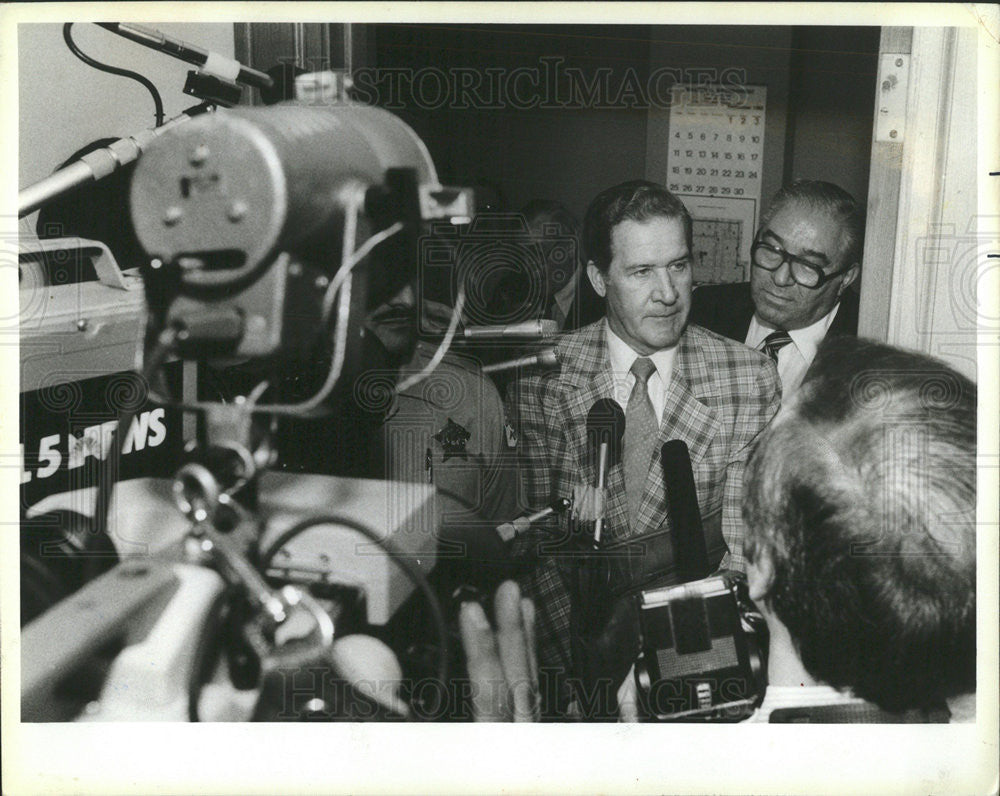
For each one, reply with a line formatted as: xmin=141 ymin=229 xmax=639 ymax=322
xmin=690 ymin=180 xmax=863 ymax=401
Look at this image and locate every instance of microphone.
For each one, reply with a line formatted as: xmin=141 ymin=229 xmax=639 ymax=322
xmin=329 ymin=635 xmax=411 ymax=719
xmin=660 ymin=440 xmax=710 ymax=581
xmin=96 ymin=23 xmax=273 ymax=89
xmin=481 ymin=348 xmax=558 ymax=375
xmin=496 ymin=497 xmax=572 ymax=543
xmin=463 ymin=319 xmax=558 ymax=339
xmin=586 ymin=399 xmax=625 ymax=545
xmin=19 ymin=111 xmax=201 ymax=218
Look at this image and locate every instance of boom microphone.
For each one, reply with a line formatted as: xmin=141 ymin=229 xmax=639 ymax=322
xmin=96 ymin=23 xmax=273 ymax=89
xmin=18 ymin=111 xmax=200 ymax=218
xmin=586 ymin=398 xmax=625 ymax=545
xmin=660 ymin=439 xmax=710 ymax=581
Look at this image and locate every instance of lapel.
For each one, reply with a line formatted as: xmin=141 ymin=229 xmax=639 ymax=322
xmin=555 ymin=320 xmax=617 ymax=486
xmin=553 ymin=322 xmax=631 ymax=535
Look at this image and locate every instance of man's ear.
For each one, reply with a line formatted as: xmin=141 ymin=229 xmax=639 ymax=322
xmin=747 ymin=548 xmax=775 ymax=604
xmin=586 ymin=261 xmax=607 ymax=298
xmin=837 ymin=263 xmax=860 ymax=297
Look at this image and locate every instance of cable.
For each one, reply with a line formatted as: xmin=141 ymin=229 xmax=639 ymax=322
xmin=321 ymin=222 xmax=404 ymax=327
xmin=92 ymin=327 xmax=178 ymax=543
xmin=257 ymin=514 xmax=449 ymax=695
xmin=256 ymin=218 xmax=405 ymax=416
xmin=64 ymin=23 xmax=165 ymax=127
xmin=395 ymin=288 xmax=465 ymax=394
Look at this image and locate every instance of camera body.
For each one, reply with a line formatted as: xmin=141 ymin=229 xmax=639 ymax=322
xmin=634 ymin=570 xmax=767 ymax=722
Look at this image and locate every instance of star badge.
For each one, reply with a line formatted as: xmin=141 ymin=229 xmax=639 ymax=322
xmin=504 ymin=418 xmax=517 ymax=448
xmin=433 ymin=417 xmax=471 ymax=461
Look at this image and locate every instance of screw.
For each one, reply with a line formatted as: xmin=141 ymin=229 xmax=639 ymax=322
xmin=895 ymin=58 xmax=903 ymax=67
xmin=189 ymin=144 xmax=210 ymax=166
xmin=315 ymin=275 xmax=330 ymax=289
xmin=227 ymin=200 xmax=248 ymax=222
xmin=76 ymin=318 xmax=89 ymax=332
xmin=889 ymin=130 xmax=898 ymax=139
xmin=163 ymin=206 xmax=183 ymax=226
xmin=150 ymin=258 xmax=163 ymax=270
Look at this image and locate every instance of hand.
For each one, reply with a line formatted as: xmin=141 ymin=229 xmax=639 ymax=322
xmin=458 ymin=580 xmax=540 ymax=722
xmin=571 ymin=483 xmax=606 ymax=522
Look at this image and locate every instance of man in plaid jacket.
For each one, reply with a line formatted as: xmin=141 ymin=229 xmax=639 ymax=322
xmin=507 ymin=181 xmax=780 ymax=715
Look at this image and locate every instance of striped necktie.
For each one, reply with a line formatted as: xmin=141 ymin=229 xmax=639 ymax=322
xmin=761 ymin=330 xmax=793 ymax=363
xmin=623 ymin=357 xmax=658 ymax=530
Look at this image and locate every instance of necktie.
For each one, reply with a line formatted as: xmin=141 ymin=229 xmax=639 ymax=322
xmin=623 ymin=357 xmax=658 ymax=530
xmin=761 ymin=330 xmax=792 ymax=363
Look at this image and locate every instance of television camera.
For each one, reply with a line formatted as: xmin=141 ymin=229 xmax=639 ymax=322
xmin=21 ymin=85 xmax=476 ymax=722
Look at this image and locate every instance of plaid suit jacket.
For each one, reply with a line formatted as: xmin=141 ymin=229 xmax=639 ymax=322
xmin=507 ymin=319 xmax=780 ymax=679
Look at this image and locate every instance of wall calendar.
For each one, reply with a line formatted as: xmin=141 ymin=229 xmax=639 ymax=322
xmin=665 ymin=84 xmax=767 ymax=284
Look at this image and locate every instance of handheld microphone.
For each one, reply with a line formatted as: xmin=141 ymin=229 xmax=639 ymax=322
xmin=463 ymin=319 xmax=558 ymax=339
xmin=586 ymin=399 xmax=625 ymax=545
xmin=496 ymin=497 xmax=572 ymax=543
xmin=481 ymin=348 xmax=559 ymax=375
xmin=96 ymin=23 xmax=273 ymax=89
xmin=660 ymin=439 xmax=710 ymax=581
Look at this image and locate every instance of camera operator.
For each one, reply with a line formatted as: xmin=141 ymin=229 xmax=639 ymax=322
xmin=464 ymin=337 xmax=977 ymax=723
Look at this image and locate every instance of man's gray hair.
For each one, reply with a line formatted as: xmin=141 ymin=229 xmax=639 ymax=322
xmin=760 ymin=180 xmax=866 ymax=270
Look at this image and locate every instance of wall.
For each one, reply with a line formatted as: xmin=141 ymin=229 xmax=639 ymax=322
xmin=18 ymin=22 xmax=235 ymax=227
xmin=785 ymin=26 xmax=880 ymax=206
xmin=644 ymin=25 xmax=794 ymax=226
xmin=370 ymin=23 xmax=653 ymax=221
xmin=17 ymin=22 xmax=879 ymax=245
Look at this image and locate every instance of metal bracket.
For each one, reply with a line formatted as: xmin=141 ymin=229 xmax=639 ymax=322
xmin=875 ymin=54 xmax=910 ymax=143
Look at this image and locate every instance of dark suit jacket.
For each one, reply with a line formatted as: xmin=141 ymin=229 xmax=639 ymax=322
xmin=689 ymin=282 xmax=860 ymax=343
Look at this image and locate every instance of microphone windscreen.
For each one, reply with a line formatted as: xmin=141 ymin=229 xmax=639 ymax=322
xmin=330 ymin=635 xmax=410 ymax=717
xmin=586 ymin=398 xmax=626 ymax=472
xmin=660 ymin=439 xmax=710 ymax=580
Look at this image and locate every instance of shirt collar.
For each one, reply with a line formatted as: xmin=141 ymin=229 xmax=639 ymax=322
xmin=605 ymin=321 xmax=677 ymax=383
xmin=748 ymin=301 xmax=841 ymax=361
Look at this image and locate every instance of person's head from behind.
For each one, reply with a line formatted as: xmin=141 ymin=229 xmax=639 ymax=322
xmin=742 ymin=338 xmax=976 ymax=713
xmin=520 ymin=200 xmax=582 ymax=303
xmin=751 ymin=180 xmax=864 ymax=331
xmin=583 ymin=180 xmax=694 ymax=355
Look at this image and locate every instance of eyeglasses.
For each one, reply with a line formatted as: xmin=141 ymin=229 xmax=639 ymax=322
xmin=751 ymin=237 xmax=855 ymax=289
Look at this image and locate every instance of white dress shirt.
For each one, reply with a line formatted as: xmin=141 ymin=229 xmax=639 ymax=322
xmin=605 ymin=323 xmax=677 ymax=422
xmin=745 ymin=303 xmax=841 ymax=402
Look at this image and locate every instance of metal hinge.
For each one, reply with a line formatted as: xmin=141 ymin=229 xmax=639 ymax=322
xmin=875 ymin=54 xmax=910 ymax=143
